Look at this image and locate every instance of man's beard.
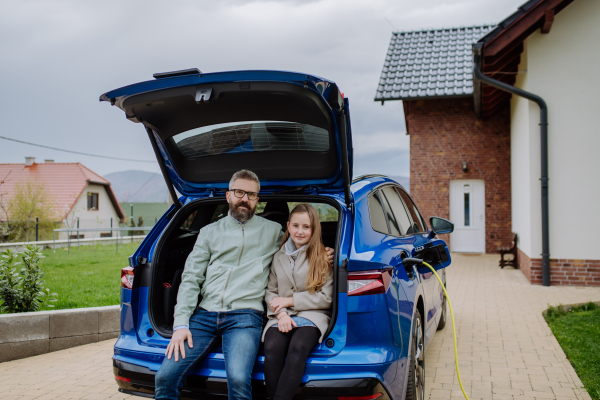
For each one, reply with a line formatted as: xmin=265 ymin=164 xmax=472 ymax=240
xmin=230 ymin=201 xmax=255 ymax=223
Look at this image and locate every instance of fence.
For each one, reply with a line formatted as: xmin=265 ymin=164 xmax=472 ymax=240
xmin=53 ymin=227 xmax=153 ymax=254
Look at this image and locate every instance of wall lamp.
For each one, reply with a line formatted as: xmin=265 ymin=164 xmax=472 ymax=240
xmin=462 ymin=162 xmax=468 ymax=172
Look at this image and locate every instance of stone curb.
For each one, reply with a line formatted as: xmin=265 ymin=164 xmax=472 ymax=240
xmin=541 ymin=300 xmax=600 ymax=317
xmin=0 ymin=305 xmax=120 ymax=362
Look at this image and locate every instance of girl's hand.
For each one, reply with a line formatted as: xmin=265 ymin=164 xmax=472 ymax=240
xmin=325 ymin=247 xmax=335 ymax=266
xmin=277 ymin=313 xmax=297 ymax=333
xmin=270 ymin=297 xmax=294 ymax=313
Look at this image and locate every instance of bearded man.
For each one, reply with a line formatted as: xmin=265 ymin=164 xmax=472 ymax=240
xmin=154 ymin=169 xmax=333 ymax=400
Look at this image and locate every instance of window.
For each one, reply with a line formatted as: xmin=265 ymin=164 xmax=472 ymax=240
xmin=396 ymin=188 xmax=427 ymax=233
xmin=464 ymin=193 xmax=470 ymax=226
xmin=87 ymin=192 xmax=99 ymax=211
xmin=368 ymin=192 xmax=389 ymax=234
xmin=380 ymin=186 xmax=412 ymax=236
xmin=173 ymin=121 xmax=330 ymax=160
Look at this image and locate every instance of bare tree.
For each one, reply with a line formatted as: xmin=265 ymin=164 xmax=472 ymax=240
xmin=8 ymin=179 xmax=54 ymax=242
xmin=0 ymin=171 xmax=11 ymax=241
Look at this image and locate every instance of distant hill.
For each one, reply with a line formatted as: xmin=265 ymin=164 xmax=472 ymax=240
xmin=104 ymin=170 xmax=170 ymax=203
xmin=104 ymin=170 xmax=409 ymax=202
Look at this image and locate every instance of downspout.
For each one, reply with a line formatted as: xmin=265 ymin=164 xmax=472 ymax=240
xmin=473 ymin=43 xmax=550 ymax=286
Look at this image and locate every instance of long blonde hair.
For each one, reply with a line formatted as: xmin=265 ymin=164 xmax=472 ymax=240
xmin=281 ymin=204 xmax=331 ymax=293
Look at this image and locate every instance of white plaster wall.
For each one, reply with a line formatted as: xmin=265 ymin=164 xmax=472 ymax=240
xmin=60 ymin=184 xmax=121 ymax=239
xmin=510 ymin=0 xmax=600 ymax=260
xmin=510 ymin=41 xmax=533 ymax=257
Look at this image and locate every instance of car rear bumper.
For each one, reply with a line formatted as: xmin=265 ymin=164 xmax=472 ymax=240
xmin=113 ymin=358 xmax=395 ymax=400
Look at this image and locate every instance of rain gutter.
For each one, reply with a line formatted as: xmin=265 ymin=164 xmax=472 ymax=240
xmin=473 ymin=43 xmax=550 ymax=286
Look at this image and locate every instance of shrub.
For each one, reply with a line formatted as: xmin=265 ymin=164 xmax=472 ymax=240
xmin=0 ymin=245 xmax=57 ymax=313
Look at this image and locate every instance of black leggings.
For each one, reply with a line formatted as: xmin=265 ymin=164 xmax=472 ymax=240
xmin=264 ymin=326 xmax=321 ymax=400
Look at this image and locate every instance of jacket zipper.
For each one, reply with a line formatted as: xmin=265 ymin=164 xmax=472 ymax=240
xmin=237 ymin=225 xmax=245 ymax=266
xmin=221 ymin=225 xmax=245 ymax=310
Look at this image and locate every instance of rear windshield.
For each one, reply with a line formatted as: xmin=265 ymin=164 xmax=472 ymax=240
xmin=173 ymin=121 xmax=330 ymax=160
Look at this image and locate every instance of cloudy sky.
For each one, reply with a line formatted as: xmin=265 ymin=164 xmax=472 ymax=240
xmin=0 ymin=0 xmax=523 ymax=179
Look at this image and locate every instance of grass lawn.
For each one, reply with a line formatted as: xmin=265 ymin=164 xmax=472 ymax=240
xmin=545 ymin=303 xmax=600 ymax=400
xmin=40 ymin=242 xmax=140 ymax=310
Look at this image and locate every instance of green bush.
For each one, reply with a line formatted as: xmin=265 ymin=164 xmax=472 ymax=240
xmin=0 ymin=245 xmax=57 ymax=313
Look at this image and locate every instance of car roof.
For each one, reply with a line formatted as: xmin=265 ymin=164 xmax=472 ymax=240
xmin=350 ymin=174 xmax=407 ymax=201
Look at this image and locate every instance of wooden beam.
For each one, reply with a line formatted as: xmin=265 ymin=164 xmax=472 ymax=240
xmin=483 ymin=93 xmax=511 ymax=117
xmin=541 ymin=9 xmax=555 ymax=33
xmin=483 ymin=43 xmax=523 ymax=72
xmin=484 ymin=0 xmax=573 ymax=57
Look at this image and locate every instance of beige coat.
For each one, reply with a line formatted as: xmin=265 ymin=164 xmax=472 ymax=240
xmin=262 ymin=245 xmax=333 ymax=343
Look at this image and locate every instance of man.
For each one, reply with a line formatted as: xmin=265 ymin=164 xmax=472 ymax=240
xmin=155 ymin=169 xmax=333 ymax=400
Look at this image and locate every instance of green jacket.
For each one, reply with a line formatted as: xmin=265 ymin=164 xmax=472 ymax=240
xmin=173 ymin=215 xmax=284 ymax=327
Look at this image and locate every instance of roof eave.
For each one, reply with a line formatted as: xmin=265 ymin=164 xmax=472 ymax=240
xmin=472 ymin=0 xmax=575 ymax=118
xmin=374 ymin=94 xmax=472 ymax=103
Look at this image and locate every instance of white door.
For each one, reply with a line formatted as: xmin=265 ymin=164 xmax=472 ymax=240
xmin=449 ymin=180 xmax=485 ymax=253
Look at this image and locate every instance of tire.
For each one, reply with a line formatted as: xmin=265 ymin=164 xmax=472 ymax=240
xmin=406 ymin=309 xmax=425 ymax=400
xmin=437 ymin=293 xmax=447 ymax=331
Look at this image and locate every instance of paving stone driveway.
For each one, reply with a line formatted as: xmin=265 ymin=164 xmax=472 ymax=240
xmin=427 ymin=254 xmax=599 ymax=400
xmin=1 ymin=253 xmax=599 ymax=400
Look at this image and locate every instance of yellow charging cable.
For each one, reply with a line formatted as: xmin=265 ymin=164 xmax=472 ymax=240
xmin=421 ymin=261 xmax=470 ymax=400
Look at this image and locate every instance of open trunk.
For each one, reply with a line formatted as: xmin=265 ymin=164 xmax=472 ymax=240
xmin=147 ymin=194 xmax=342 ymax=340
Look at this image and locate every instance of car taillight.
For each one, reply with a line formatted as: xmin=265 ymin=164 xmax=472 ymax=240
xmin=121 ymin=267 xmax=134 ymax=289
xmin=347 ymin=269 xmax=392 ymax=296
xmin=338 ymin=394 xmax=383 ymax=400
xmin=115 ymin=375 xmax=131 ymax=382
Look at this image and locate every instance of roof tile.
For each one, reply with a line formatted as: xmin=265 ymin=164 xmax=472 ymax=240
xmin=375 ymin=25 xmax=495 ymax=101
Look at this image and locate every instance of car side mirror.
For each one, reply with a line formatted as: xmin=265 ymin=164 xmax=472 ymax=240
xmin=430 ymin=217 xmax=454 ymax=235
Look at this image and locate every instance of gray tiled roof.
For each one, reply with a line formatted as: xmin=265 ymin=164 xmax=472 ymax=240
xmin=375 ymin=25 xmax=495 ymax=102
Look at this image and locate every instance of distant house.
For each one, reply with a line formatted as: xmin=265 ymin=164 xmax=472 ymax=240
xmin=375 ymin=0 xmax=600 ymax=286
xmin=0 ymin=157 xmax=125 ymax=240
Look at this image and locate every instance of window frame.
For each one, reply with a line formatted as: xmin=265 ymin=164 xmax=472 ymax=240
xmin=367 ymin=190 xmax=391 ymax=235
xmin=379 ymin=184 xmax=416 ymax=238
xmin=87 ymin=192 xmax=99 ymax=211
xmin=394 ymin=186 xmax=428 ymax=233
xmin=379 ymin=186 xmax=408 ymax=237
xmin=367 ymin=184 xmax=429 ymax=238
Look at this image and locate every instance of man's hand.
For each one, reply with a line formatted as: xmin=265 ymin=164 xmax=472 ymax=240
xmin=325 ymin=247 xmax=335 ymax=267
xmin=276 ymin=313 xmax=297 ymax=333
xmin=270 ymin=297 xmax=294 ymax=313
xmin=166 ymin=328 xmax=193 ymax=362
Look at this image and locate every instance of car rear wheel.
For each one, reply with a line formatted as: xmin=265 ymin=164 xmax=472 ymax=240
xmin=406 ymin=309 xmax=425 ymax=400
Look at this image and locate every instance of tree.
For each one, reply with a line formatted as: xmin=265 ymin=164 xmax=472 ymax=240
xmin=8 ymin=179 xmax=54 ymax=242
xmin=0 ymin=171 xmax=12 ymax=242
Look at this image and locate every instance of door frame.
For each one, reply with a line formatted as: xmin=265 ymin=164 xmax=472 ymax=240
xmin=449 ymin=179 xmax=486 ymax=253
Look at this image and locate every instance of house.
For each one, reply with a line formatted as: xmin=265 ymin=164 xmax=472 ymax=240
xmin=375 ymin=0 xmax=600 ymax=286
xmin=0 ymin=157 xmax=125 ymax=240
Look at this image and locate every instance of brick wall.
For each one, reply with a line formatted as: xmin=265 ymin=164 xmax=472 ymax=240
xmin=518 ymin=248 xmax=532 ymax=281
xmin=518 ymin=248 xmax=600 ymax=286
xmin=405 ymin=98 xmax=512 ymax=253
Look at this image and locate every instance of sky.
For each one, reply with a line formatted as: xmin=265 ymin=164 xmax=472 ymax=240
xmin=0 ymin=0 xmax=524 ymax=179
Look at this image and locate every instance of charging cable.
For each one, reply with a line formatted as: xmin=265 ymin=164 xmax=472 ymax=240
xmin=405 ymin=258 xmax=470 ymax=400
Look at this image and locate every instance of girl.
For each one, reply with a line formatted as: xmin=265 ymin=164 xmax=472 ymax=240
xmin=262 ymin=204 xmax=333 ymax=400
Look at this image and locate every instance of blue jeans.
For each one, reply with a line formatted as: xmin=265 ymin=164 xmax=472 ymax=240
xmin=155 ymin=309 xmax=263 ymax=400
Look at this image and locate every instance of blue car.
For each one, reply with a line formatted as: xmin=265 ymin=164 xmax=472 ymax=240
xmin=101 ymin=69 xmax=454 ymax=400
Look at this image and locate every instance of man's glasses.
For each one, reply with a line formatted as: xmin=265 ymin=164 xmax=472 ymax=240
xmin=229 ymin=189 xmax=259 ymax=201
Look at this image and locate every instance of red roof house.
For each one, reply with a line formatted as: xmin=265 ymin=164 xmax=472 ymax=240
xmin=0 ymin=157 xmax=124 ymax=237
